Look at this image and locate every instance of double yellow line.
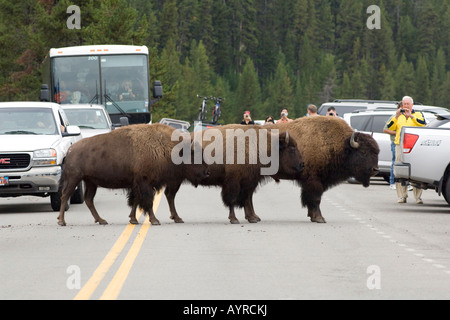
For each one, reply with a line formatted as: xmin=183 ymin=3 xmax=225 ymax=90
xmin=74 ymin=191 xmax=162 ymax=300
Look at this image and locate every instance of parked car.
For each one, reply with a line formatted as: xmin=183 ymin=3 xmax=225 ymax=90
xmin=319 ymin=100 xmax=398 ymax=118
xmin=344 ymin=106 xmax=450 ymax=182
xmin=426 ymin=114 xmax=450 ymax=128
xmin=62 ymin=104 xmax=113 ymax=138
xmin=394 ymin=126 xmax=450 ymax=205
xmin=191 ymin=121 xmax=221 ymax=132
xmin=319 ymin=99 xmax=450 ymax=119
xmin=159 ymin=118 xmax=191 ymax=132
xmin=0 ymin=102 xmax=81 ymax=210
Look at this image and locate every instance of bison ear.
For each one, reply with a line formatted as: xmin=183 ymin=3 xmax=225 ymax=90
xmin=350 ymin=132 xmax=360 ymax=149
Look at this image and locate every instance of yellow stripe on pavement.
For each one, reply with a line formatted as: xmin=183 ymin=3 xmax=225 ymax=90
xmin=73 ymin=191 xmax=162 ymax=300
xmin=100 ymin=192 xmax=162 ymax=300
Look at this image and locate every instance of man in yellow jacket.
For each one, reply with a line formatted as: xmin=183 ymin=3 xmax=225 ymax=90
xmin=387 ymin=96 xmax=427 ymax=204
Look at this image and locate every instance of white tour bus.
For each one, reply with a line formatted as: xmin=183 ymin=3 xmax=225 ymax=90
xmin=40 ymin=45 xmax=163 ymax=125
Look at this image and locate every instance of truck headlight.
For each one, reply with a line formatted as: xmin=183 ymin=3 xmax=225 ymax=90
xmin=33 ymin=149 xmax=57 ymax=166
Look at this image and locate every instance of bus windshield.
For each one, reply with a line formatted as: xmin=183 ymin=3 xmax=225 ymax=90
xmin=52 ymin=54 xmax=149 ymax=116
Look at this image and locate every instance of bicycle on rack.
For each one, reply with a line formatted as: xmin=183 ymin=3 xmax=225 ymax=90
xmin=211 ymin=97 xmax=223 ymax=124
xmin=197 ymin=95 xmax=209 ymax=122
xmin=197 ymin=95 xmax=224 ymax=124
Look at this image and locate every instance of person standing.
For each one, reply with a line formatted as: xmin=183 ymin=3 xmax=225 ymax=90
xmin=307 ymin=104 xmax=319 ymax=117
xmin=386 ymin=96 xmax=426 ymax=204
xmin=278 ymin=108 xmax=293 ymax=123
xmin=241 ymin=111 xmax=255 ymax=125
xmin=383 ymin=101 xmax=403 ymax=189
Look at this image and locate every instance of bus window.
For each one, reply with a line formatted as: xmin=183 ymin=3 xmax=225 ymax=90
xmin=52 ymin=56 xmax=100 ymax=105
xmin=101 ymin=55 xmax=149 ymax=115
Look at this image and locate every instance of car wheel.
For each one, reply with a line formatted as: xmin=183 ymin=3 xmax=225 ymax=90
xmin=443 ymin=172 xmax=450 ymax=205
xmin=70 ymin=181 xmax=85 ymax=204
xmin=50 ymin=191 xmax=70 ymax=212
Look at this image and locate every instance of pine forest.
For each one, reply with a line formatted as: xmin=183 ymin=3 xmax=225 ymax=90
xmin=0 ymin=0 xmax=449 ymax=123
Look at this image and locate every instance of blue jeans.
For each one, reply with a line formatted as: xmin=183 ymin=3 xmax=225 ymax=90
xmin=390 ymin=142 xmax=396 ymax=185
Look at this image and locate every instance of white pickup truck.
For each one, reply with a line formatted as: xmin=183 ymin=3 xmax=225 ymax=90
xmin=394 ymin=125 xmax=450 ymax=205
xmin=0 ymin=102 xmax=81 ymax=211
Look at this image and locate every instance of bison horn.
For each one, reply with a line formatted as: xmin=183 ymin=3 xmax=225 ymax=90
xmin=285 ymin=131 xmax=290 ymax=144
xmin=350 ymin=132 xmax=360 ymax=149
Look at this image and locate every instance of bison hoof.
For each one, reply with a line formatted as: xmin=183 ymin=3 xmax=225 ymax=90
xmin=247 ymin=218 xmax=259 ymax=224
xmin=97 ymin=220 xmax=108 ymax=225
xmin=230 ymin=219 xmax=240 ymax=225
xmin=58 ymin=220 xmax=66 ymax=227
xmin=170 ymin=215 xmax=184 ymax=223
xmin=129 ymin=219 xmax=139 ymax=225
xmin=150 ymin=220 xmax=161 ymax=226
xmin=311 ymin=217 xmax=327 ymax=223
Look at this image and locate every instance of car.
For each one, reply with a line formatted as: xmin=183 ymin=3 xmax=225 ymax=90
xmin=159 ymin=118 xmax=191 ymax=132
xmin=318 ymin=100 xmax=399 ymax=118
xmin=62 ymin=104 xmax=113 ymax=138
xmin=343 ymin=107 xmax=450 ymax=182
xmin=191 ymin=121 xmax=221 ymax=132
xmin=426 ymin=114 xmax=450 ymax=128
xmin=0 ymin=101 xmax=81 ymax=210
xmin=319 ymin=99 xmax=450 ymax=118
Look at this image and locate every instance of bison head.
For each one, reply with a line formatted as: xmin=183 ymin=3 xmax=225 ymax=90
xmin=278 ymin=131 xmax=304 ymax=175
xmin=346 ymin=132 xmax=380 ymax=187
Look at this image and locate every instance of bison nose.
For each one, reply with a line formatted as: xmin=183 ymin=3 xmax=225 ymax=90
xmin=371 ymin=167 xmax=380 ymax=177
xmin=296 ymin=162 xmax=305 ymax=173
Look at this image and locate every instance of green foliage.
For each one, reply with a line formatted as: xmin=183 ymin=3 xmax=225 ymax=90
xmin=1 ymin=0 xmax=449 ymax=122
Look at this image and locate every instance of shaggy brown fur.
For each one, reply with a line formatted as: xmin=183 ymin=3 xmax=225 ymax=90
xmin=274 ymin=116 xmax=380 ymax=223
xmin=57 ymin=124 xmax=209 ymax=226
xmin=165 ymin=125 xmax=304 ymax=224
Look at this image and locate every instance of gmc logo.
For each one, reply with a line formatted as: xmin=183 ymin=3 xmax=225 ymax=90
xmin=0 ymin=158 xmax=11 ymax=164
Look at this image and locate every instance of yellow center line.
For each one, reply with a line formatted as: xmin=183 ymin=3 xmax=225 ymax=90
xmin=73 ymin=190 xmax=163 ymax=300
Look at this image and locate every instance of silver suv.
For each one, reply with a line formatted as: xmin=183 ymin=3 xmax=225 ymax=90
xmin=0 ymin=102 xmax=81 ymax=211
xmin=344 ymin=106 xmax=450 ymax=182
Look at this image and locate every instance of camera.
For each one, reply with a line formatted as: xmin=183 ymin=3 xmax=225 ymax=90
xmin=329 ymin=112 xmax=334 ymax=116
xmin=400 ymin=109 xmax=405 ymax=113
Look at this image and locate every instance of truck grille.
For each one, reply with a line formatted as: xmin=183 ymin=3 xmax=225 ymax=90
xmin=0 ymin=154 xmax=31 ymax=170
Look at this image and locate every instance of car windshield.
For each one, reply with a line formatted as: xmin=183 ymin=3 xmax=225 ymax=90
xmin=0 ymin=108 xmax=58 ymax=135
xmin=64 ymin=108 xmax=110 ymax=129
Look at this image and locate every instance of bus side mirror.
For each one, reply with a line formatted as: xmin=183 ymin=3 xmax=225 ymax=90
xmin=40 ymin=84 xmax=50 ymax=102
xmin=153 ymin=81 xmax=163 ymax=99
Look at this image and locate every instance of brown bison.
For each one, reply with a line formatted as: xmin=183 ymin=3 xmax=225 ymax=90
xmin=273 ymin=116 xmax=380 ymax=223
xmin=57 ymin=124 xmax=209 ymax=226
xmin=165 ymin=125 xmax=304 ymax=224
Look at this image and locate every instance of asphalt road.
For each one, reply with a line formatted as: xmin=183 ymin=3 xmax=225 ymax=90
xmin=1 ymin=177 xmax=450 ymax=300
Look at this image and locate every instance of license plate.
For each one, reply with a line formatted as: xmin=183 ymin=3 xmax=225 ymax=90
xmin=0 ymin=177 xmax=9 ymax=186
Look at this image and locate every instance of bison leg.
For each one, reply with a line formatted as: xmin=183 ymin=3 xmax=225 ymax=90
xmin=139 ymin=184 xmax=160 ymax=226
xmin=165 ymin=183 xmax=184 ymax=223
xmin=301 ymin=185 xmax=326 ymax=223
xmin=127 ymin=191 xmax=139 ymax=225
xmin=84 ymin=181 xmax=108 ymax=225
xmin=222 ymin=181 xmax=240 ymax=224
xmin=228 ymin=207 xmax=240 ymax=224
xmin=244 ymin=195 xmax=260 ymax=223
xmin=57 ymin=177 xmax=80 ymax=226
xmin=128 ymin=204 xmax=139 ymax=225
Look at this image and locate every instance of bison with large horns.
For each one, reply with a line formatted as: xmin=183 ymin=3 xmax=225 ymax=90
xmin=273 ymin=116 xmax=380 ymax=223
xmin=57 ymin=124 xmax=209 ymax=226
xmin=165 ymin=125 xmax=304 ymax=224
